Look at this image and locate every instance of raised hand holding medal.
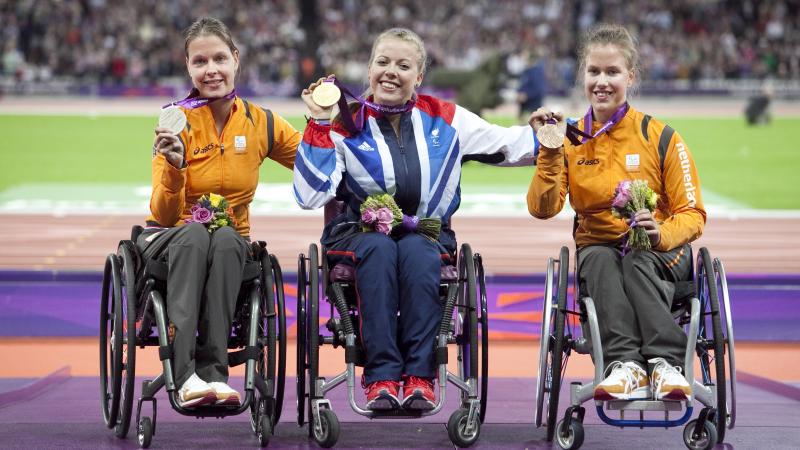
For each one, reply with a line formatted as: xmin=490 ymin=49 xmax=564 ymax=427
xmin=158 ymin=105 xmax=187 ymax=135
xmin=530 ymin=108 xmax=565 ymax=150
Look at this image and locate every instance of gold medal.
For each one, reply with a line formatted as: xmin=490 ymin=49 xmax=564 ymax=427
xmin=536 ymin=123 xmax=565 ymax=149
xmin=311 ymin=82 xmax=341 ymax=108
xmin=158 ymin=105 xmax=187 ymax=135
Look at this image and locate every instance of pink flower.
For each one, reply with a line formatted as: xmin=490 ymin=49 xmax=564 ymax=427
xmin=192 ymin=207 xmax=213 ymax=224
xmin=361 ymin=208 xmax=377 ymax=224
xmin=190 ymin=204 xmax=200 ymax=214
xmin=376 ymin=207 xmax=394 ymax=224
xmin=375 ymin=222 xmax=391 ymax=235
xmin=612 ymin=191 xmax=630 ymax=210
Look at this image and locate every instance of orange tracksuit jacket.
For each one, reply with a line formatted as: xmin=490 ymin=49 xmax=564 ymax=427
xmin=146 ymin=97 xmax=301 ymax=238
xmin=527 ymin=105 xmax=706 ymax=252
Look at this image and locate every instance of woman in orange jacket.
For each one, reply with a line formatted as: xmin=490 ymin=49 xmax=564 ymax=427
xmin=527 ymin=24 xmax=706 ymax=403
xmin=139 ymin=17 xmax=301 ymax=408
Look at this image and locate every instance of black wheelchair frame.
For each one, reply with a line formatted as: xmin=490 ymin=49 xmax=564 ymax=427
xmin=535 ymin=246 xmax=736 ymax=450
xmin=294 ymin=234 xmax=490 ymax=447
xmin=99 ymin=225 xmax=287 ymax=448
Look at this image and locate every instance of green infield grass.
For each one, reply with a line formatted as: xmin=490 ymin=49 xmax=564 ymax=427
xmin=1 ymin=114 xmax=798 ymax=209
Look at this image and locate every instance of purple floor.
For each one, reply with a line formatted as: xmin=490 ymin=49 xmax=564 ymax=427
xmin=2 ymin=271 xmax=800 ymax=341
xmin=0 ymin=374 xmax=798 ymax=449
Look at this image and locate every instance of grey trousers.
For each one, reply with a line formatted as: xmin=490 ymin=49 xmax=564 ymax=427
xmin=136 ymin=223 xmax=250 ymax=387
xmin=577 ymin=243 xmax=692 ymax=372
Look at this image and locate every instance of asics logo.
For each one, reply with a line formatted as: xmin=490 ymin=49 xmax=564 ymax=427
xmin=358 ymin=141 xmax=375 ymax=152
xmin=577 ymin=158 xmax=600 ymax=166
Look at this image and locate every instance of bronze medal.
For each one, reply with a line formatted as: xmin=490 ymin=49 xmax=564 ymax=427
xmin=536 ymin=123 xmax=565 ymax=149
xmin=158 ymin=106 xmax=187 ymax=135
xmin=311 ymin=82 xmax=341 ymax=108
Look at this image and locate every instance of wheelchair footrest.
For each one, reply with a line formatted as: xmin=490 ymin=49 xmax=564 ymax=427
xmin=606 ymin=400 xmax=683 ymax=412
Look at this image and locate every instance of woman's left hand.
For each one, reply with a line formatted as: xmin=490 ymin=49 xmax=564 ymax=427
xmin=629 ymin=208 xmax=661 ymax=248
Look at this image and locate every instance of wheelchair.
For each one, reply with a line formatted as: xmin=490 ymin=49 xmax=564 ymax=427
xmin=294 ymin=203 xmax=490 ymax=448
xmin=535 ymin=246 xmax=736 ymax=450
xmin=99 ymin=225 xmax=287 ymax=448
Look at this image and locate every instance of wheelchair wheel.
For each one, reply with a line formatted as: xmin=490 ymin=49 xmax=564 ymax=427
xmin=475 ymin=253 xmax=490 ymax=422
xmin=683 ymin=418 xmax=718 ymax=450
xmin=455 ymin=246 xmax=479 ymax=403
xmin=271 ymin=253 xmax=288 ymax=424
xmin=696 ymin=247 xmax=728 ymax=443
xmin=313 ymin=408 xmax=340 ymax=448
xmin=113 ymin=243 xmax=138 ymax=439
xmin=447 ymin=407 xmax=481 ymax=447
xmin=296 ymin=251 xmax=308 ymax=426
xmin=535 ymin=246 xmax=568 ymax=442
xmin=305 ymin=244 xmax=321 ymax=438
xmin=714 ymin=256 xmax=737 ymax=431
xmin=250 ymin=250 xmax=285 ymax=434
xmin=555 ymin=418 xmax=584 ymax=450
xmin=99 ymin=254 xmax=123 ymax=428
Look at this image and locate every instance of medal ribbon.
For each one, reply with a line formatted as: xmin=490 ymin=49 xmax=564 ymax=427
xmin=326 ymin=77 xmax=416 ymax=133
xmin=565 ymin=102 xmax=629 ymax=146
xmin=162 ymin=89 xmax=237 ymax=110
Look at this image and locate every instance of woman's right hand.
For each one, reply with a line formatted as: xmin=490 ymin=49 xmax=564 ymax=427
xmin=301 ymin=75 xmax=336 ymax=121
xmin=153 ymin=127 xmax=185 ymax=168
xmin=527 ymin=107 xmax=564 ymax=133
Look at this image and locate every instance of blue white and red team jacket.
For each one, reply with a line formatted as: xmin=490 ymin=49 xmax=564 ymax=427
xmin=293 ymin=95 xmax=538 ymax=249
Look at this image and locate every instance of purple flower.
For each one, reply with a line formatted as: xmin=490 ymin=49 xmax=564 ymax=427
xmin=612 ymin=191 xmax=630 ymax=210
xmin=192 ymin=207 xmax=213 ymax=224
xmin=190 ymin=204 xmax=200 ymax=214
xmin=376 ymin=207 xmax=394 ymax=224
xmin=375 ymin=221 xmax=391 ymax=235
xmin=361 ymin=208 xmax=377 ymax=224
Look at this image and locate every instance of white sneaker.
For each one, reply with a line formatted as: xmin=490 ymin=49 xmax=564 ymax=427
xmin=178 ymin=373 xmax=216 ymax=408
xmin=208 ymin=381 xmax=241 ymax=406
xmin=593 ymin=361 xmax=651 ymax=401
xmin=650 ymin=358 xmax=692 ymax=401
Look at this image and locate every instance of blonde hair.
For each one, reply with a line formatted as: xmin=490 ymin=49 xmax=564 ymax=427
xmin=577 ymin=24 xmax=640 ymax=93
xmin=368 ymin=27 xmax=428 ymax=75
xmin=184 ymin=17 xmax=238 ymax=58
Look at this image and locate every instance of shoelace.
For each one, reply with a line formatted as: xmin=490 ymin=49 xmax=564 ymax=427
xmin=405 ymin=376 xmax=433 ymax=391
xmin=602 ymin=361 xmax=643 ymax=391
xmin=651 ymin=358 xmax=683 ymax=392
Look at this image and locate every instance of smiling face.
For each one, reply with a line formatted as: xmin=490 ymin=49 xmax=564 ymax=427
xmin=186 ymin=34 xmax=239 ymax=98
xmin=583 ymin=43 xmax=634 ymax=122
xmin=368 ymin=37 xmax=424 ymax=106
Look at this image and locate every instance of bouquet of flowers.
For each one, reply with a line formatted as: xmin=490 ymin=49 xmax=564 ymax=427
xmin=611 ymin=180 xmax=659 ymax=250
xmin=185 ymin=193 xmax=237 ymax=233
xmin=360 ymin=193 xmax=441 ymax=242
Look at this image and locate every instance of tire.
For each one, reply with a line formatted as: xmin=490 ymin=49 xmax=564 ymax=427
xmin=696 ymin=248 xmax=727 ymax=443
xmin=475 ymin=253 xmax=490 ymax=423
xmin=683 ymin=419 xmax=718 ymax=450
xmin=714 ymin=257 xmax=737 ymax=432
xmin=99 ymin=254 xmax=123 ymax=428
xmin=538 ymin=247 xmax=568 ymax=442
xmin=447 ymin=407 xmax=481 ymax=448
xmin=257 ymin=414 xmax=272 ymax=447
xmin=313 ymin=409 xmax=340 ymax=448
xmin=137 ymin=416 xmax=153 ymax=449
xmin=296 ymin=252 xmax=308 ymax=426
xmin=251 ymin=248 xmax=278 ymax=434
xmin=114 ymin=244 xmax=138 ymax=439
xmin=271 ymin=254 xmax=287 ymax=424
xmin=457 ymin=244 xmax=479 ymax=410
xmin=555 ymin=418 xmax=585 ymax=450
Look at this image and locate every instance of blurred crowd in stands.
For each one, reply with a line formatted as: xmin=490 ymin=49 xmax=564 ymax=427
xmin=2 ymin=0 xmax=798 ymax=97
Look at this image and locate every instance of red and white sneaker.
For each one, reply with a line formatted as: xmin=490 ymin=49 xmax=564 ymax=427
xmin=364 ymin=380 xmax=401 ymax=411
xmin=402 ymin=376 xmax=436 ymax=410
